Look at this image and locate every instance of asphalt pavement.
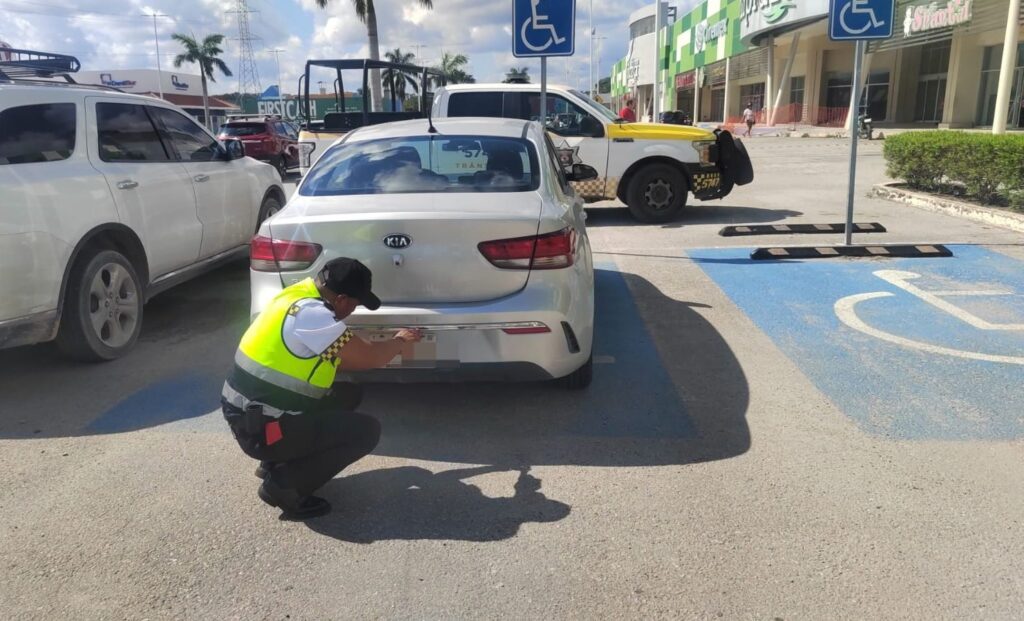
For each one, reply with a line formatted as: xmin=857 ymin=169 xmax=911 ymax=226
xmin=1 ymin=138 xmax=1022 ymax=619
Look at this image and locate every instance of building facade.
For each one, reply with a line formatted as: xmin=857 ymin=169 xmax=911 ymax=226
xmin=612 ymin=0 xmax=1024 ymax=129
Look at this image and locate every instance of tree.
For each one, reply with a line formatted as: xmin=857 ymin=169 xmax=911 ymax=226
xmin=435 ymin=51 xmax=475 ymax=84
xmin=171 ymin=33 xmax=232 ymax=129
xmin=504 ymin=66 xmax=530 ymax=84
xmin=315 ymin=0 xmax=434 ymax=112
xmin=382 ymin=48 xmax=419 ymax=106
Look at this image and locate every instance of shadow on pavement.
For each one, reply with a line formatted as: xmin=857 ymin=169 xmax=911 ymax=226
xmin=584 ymin=204 xmax=802 ymax=228
xmin=306 ymin=465 xmax=571 ymax=543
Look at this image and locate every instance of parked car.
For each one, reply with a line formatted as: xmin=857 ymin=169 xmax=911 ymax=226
xmin=218 ymin=116 xmax=298 ymax=179
xmin=251 ymin=117 xmax=596 ymax=388
xmin=433 ymin=83 xmax=754 ymax=223
xmin=0 ymin=75 xmax=286 ymax=360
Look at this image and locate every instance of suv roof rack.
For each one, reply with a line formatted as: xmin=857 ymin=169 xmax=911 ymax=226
xmin=0 ymin=47 xmax=80 ymax=81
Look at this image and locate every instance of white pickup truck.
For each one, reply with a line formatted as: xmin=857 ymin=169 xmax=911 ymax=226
xmin=432 ymin=83 xmax=753 ymax=222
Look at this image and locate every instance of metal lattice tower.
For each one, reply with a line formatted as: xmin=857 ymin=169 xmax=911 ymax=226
xmin=230 ymin=0 xmax=262 ymax=102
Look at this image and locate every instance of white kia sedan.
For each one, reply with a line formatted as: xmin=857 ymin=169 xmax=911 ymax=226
xmin=250 ymin=118 xmax=596 ymax=388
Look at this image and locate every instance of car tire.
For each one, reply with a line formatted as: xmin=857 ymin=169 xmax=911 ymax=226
xmin=257 ymin=194 xmax=282 ymax=229
xmin=56 ymin=249 xmax=143 ymax=362
xmin=273 ymin=155 xmax=288 ymax=181
xmin=626 ymin=164 xmax=688 ymax=223
xmin=562 ymin=352 xmax=593 ymax=390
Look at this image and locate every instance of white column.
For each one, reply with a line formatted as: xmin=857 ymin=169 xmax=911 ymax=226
xmin=992 ymin=0 xmax=1021 ymax=134
xmin=653 ymin=1 xmax=662 ymax=119
xmin=694 ymin=69 xmax=701 ymax=122
xmin=764 ymin=34 xmax=774 ymax=125
xmin=845 ymin=49 xmax=873 ymax=132
xmin=723 ymin=57 xmax=731 ymax=124
xmin=770 ymin=32 xmax=801 ymax=126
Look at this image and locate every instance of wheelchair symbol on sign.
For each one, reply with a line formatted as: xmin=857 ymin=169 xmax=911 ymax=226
xmin=520 ymin=0 xmax=567 ymax=52
xmin=834 ymin=270 xmax=1024 ymax=365
xmin=839 ymin=0 xmax=886 ymax=35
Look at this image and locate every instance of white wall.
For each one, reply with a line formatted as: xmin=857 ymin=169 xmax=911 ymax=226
xmin=76 ymin=69 xmax=204 ymax=96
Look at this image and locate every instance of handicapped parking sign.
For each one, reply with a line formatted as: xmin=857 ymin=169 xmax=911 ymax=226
xmin=513 ymin=0 xmax=575 ymax=57
xmin=828 ymin=0 xmax=894 ymax=40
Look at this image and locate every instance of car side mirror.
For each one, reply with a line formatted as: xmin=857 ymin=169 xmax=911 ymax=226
xmin=221 ymin=138 xmax=245 ymax=161
xmin=566 ymin=164 xmax=599 ymax=182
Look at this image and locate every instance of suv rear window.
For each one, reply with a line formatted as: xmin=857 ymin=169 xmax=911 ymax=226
xmin=0 ymin=103 xmax=76 ymax=165
xmin=448 ymin=92 xmax=503 ymax=118
xmin=300 ymin=135 xmax=540 ymax=196
xmin=97 ymin=103 xmax=170 ymax=162
xmin=219 ymin=123 xmax=267 ymax=136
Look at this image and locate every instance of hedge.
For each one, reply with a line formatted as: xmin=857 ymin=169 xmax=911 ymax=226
xmin=883 ymin=131 xmax=1024 ymax=210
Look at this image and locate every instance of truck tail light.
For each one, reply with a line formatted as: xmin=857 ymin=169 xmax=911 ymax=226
xmin=299 ymin=141 xmax=316 ymax=168
xmin=478 ymin=228 xmax=576 ymax=270
xmin=250 ymin=235 xmax=322 ymax=272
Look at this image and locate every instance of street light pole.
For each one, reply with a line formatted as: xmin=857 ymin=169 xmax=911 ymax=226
xmin=266 ymin=48 xmax=285 ymax=116
xmin=150 ymin=13 xmax=167 ymax=101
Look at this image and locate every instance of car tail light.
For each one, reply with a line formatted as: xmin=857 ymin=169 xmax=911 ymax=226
xmin=250 ymin=235 xmax=322 ymax=272
xmin=478 ymin=228 xmax=576 ymax=270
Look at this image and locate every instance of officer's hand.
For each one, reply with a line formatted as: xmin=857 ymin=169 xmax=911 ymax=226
xmin=393 ymin=328 xmax=424 ymax=343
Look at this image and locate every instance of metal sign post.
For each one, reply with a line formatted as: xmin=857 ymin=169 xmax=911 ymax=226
xmin=513 ymin=0 xmax=576 ymax=128
xmin=828 ymin=0 xmax=894 ymax=246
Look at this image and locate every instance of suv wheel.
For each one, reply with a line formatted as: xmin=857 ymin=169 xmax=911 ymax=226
xmin=56 ymin=249 xmax=143 ymax=361
xmin=626 ymin=164 xmax=688 ymax=223
xmin=257 ymin=194 xmax=282 ymax=229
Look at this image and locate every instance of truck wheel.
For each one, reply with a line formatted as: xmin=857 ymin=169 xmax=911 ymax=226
xmin=626 ymin=164 xmax=687 ymax=223
xmin=257 ymin=194 xmax=282 ymax=229
xmin=56 ymin=249 xmax=143 ymax=362
xmin=561 ymin=353 xmax=593 ymax=390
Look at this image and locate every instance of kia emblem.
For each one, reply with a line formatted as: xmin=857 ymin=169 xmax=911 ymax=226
xmin=383 ymin=234 xmax=412 ymax=249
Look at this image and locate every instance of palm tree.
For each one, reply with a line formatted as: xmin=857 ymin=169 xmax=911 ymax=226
xmin=504 ymin=66 xmax=530 ymax=84
xmin=435 ymin=51 xmax=475 ymax=84
xmin=315 ymin=0 xmax=434 ymax=112
xmin=171 ymin=33 xmax=232 ymax=129
xmin=382 ymin=48 xmax=419 ymax=106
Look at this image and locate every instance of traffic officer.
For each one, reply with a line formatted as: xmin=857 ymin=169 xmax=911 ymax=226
xmin=221 ymin=257 xmax=422 ymax=520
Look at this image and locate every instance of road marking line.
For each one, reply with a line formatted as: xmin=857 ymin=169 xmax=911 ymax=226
xmin=594 ymin=355 xmax=616 ymax=364
xmin=873 ymin=270 xmax=1024 ymax=331
xmin=834 ymin=292 xmax=1024 ymax=365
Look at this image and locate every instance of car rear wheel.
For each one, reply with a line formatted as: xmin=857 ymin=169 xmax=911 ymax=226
xmin=626 ymin=164 xmax=688 ymax=223
xmin=56 ymin=249 xmax=143 ymax=361
xmin=561 ymin=353 xmax=593 ymax=390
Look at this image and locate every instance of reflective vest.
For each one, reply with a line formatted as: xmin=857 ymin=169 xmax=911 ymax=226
xmin=227 ymin=278 xmax=343 ymax=412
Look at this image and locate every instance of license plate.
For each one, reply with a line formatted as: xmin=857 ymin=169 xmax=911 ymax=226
xmin=692 ymin=172 xmax=721 ymax=192
xmin=361 ymin=331 xmax=438 ymax=368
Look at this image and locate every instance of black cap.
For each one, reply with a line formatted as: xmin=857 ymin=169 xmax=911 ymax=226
xmin=318 ymin=258 xmax=381 ymax=311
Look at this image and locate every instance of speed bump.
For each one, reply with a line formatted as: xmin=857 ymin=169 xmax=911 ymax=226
xmin=720 ymin=222 xmax=886 ymax=237
xmin=750 ymin=244 xmax=953 ymax=260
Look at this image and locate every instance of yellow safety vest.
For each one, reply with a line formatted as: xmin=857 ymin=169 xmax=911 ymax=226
xmin=228 ymin=278 xmax=347 ymax=411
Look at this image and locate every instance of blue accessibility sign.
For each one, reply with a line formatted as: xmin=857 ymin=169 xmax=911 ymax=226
xmin=513 ymin=0 xmax=576 ymax=58
xmin=828 ymin=0 xmax=894 ymax=40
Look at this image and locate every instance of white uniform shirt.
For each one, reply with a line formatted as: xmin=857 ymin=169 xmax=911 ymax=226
xmin=282 ymin=298 xmax=350 ymax=357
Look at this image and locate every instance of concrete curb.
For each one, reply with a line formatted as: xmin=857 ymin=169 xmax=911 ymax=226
xmin=870 ymin=182 xmax=1024 ymax=234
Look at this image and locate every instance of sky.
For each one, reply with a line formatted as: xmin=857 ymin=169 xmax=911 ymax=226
xmin=0 ymin=0 xmax=695 ymax=95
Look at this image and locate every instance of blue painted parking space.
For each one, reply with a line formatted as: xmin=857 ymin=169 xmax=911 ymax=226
xmin=692 ymin=244 xmax=1024 ymax=440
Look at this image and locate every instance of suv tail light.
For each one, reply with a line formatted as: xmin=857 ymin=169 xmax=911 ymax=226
xmin=250 ymin=235 xmax=322 ymax=272
xmin=478 ymin=228 xmax=576 ymax=270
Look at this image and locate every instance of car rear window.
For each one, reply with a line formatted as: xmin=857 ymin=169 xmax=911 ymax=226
xmin=219 ymin=123 xmax=267 ymax=136
xmin=300 ymin=135 xmax=540 ymax=196
xmin=0 ymin=103 xmax=76 ymax=165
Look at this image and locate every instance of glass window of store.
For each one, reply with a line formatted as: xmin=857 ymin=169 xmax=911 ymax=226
xmin=977 ymin=43 xmax=1024 ymax=128
xmin=790 ymin=76 xmax=805 ymax=108
xmin=914 ymin=40 xmax=951 ymax=122
xmin=739 ymin=83 xmax=766 ymax=120
xmin=819 ymin=70 xmax=889 ymax=124
xmin=630 ymin=16 xmax=655 ymax=39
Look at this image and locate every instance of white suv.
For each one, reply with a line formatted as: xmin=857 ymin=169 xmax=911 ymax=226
xmin=0 ymin=82 xmax=285 ymax=360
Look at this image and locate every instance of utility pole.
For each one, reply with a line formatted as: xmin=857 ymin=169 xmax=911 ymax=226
xmin=594 ymin=35 xmax=607 ymax=97
xmin=266 ymin=48 xmax=285 ymax=117
xmin=149 ymin=13 xmax=168 ymax=101
xmin=588 ymin=0 xmax=594 ymax=97
xmin=411 ymin=44 xmax=429 ymax=62
xmin=228 ymin=0 xmax=262 ymax=122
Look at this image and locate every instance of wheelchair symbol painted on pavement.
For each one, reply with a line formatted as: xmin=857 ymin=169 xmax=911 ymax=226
xmin=835 ymin=270 xmax=1024 ymax=365
xmin=520 ymin=0 xmax=567 ymax=52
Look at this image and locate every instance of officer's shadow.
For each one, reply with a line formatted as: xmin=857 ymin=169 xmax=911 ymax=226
xmin=305 ymin=465 xmax=570 ymax=543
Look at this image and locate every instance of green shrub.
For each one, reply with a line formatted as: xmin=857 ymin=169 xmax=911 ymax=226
xmin=884 ymin=131 xmax=1024 ymax=208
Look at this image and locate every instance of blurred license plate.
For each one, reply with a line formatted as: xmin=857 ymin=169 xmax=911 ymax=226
xmin=362 ymin=331 xmax=438 ymax=368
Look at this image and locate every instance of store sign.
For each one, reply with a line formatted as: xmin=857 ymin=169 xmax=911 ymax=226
xmin=902 ymin=0 xmax=972 ymax=37
xmin=675 ymin=71 xmax=696 ymax=89
xmin=740 ymin=0 xmax=829 ymax=42
xmin=99 ymin=73 xmax=137 ymax=88
xmin=625 ymin=58 xmax=641 ymax=87
xmin=171 ymin=74 xmax=190 ymax=91
xmin=694 ymin=18 xmax=728 ymax=54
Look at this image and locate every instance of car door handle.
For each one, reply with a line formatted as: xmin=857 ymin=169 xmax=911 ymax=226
xmin=193 ymin=174 xmax=210 ymax=183
xmin=116 ymin=180 xmax=138 ymax=190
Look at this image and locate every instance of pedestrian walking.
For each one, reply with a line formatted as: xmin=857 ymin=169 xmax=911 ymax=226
xmin=221 ymin=257 xmax=423 ymax=520
xmin=742 ymin=102 xmax=755 ymax=137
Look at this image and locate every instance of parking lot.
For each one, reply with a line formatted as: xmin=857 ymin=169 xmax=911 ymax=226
xmin=2 ymin=138 xmax=1023 ymax=618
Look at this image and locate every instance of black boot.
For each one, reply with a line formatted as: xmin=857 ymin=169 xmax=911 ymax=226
xmin=257 ymin=478 xmax=331 ymax=520
xmin=255 ymin=461 xmax=273 ymax=479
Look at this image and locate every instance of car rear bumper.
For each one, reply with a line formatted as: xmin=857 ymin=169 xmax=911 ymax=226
xmin=250 ymin=269 xmax=594 ymax=381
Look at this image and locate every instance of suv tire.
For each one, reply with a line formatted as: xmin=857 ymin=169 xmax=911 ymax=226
xmin=562 ymin=352 xmax=593 ymax=390
xmin=626 ymin=164 xmax=688 ymax=223
xmin=56 ymin=249 xmax=144 ymax=361
xmin=257 ymin=194 xmax=282 ymax=229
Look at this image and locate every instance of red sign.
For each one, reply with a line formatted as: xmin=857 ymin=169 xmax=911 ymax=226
xmin=675 ymin=71 xmax=695 ymax=90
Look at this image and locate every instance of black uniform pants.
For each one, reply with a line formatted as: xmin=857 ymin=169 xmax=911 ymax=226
xmin=224 ymin=389 xmax=380 ymax=497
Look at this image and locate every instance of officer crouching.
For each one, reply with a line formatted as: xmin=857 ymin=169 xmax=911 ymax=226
xmin=221 ymin=258 xmax=422 ymax=520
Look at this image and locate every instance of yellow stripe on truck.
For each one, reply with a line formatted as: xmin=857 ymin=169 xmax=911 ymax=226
xmin=605 ymin=123 xmax=715 ymax=141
